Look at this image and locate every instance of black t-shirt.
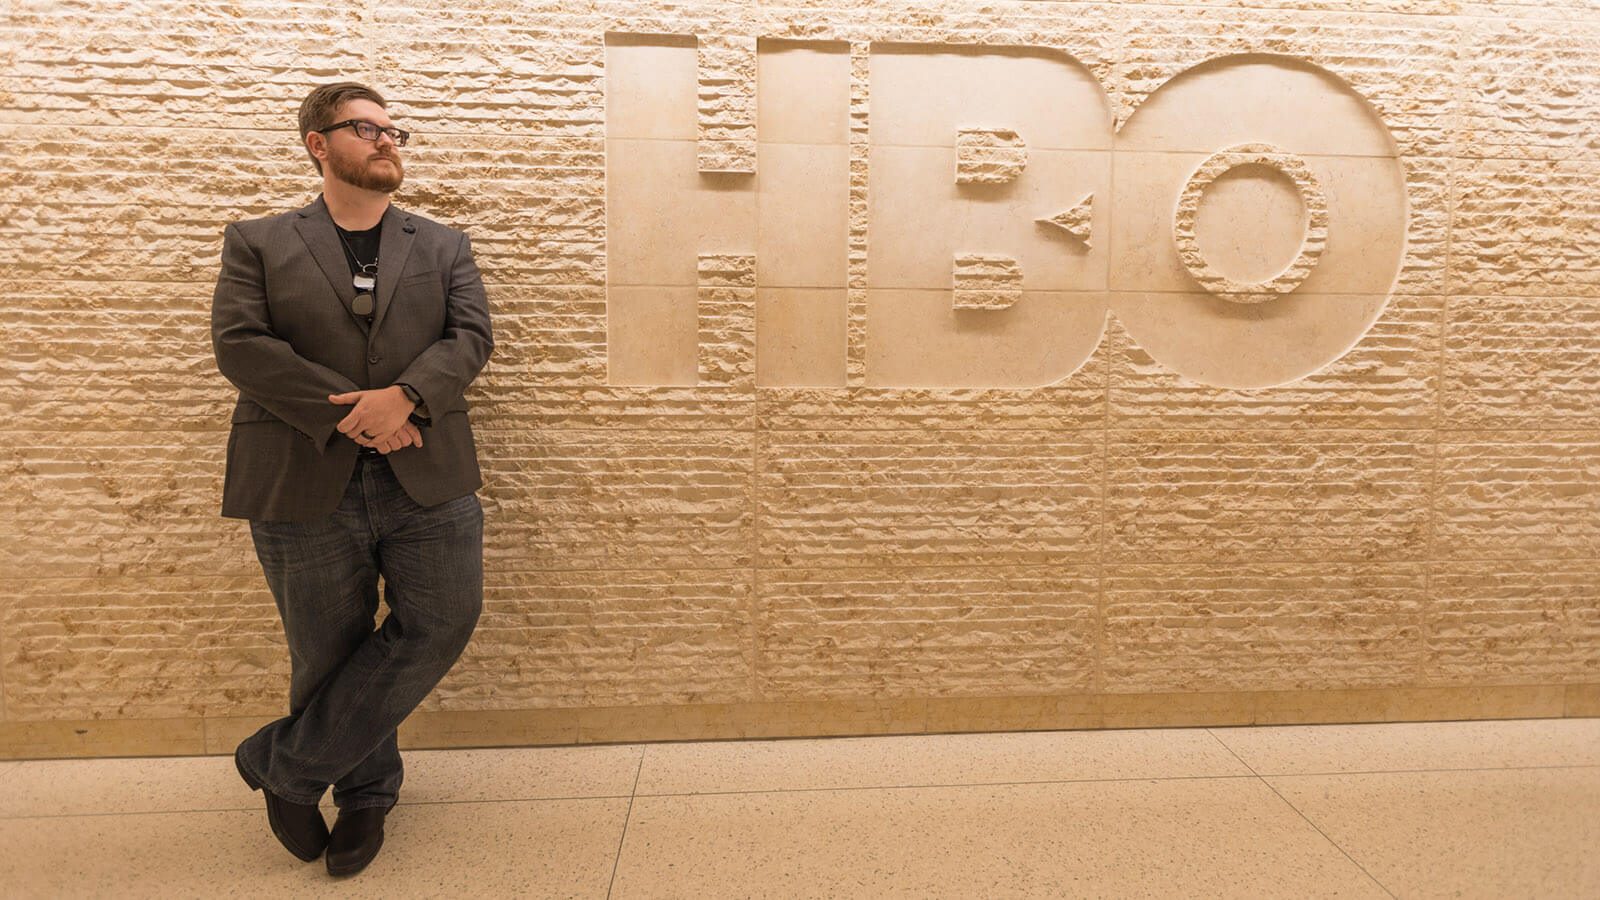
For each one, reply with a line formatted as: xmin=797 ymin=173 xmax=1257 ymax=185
xmin=335 ymin=220 xmax=382 ymax=280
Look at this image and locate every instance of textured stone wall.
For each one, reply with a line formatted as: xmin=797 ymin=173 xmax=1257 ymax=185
xmin=2 ymin=0 xmax=1598 ymax=759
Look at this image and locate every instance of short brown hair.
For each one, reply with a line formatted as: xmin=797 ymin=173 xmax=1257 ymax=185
xmin=298 ymin=82 xmax=387 ymax=174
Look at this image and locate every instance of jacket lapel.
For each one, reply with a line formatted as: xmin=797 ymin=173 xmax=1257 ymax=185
xmin=370 ymin=204 xmax=415 ymax=337
xmin=293 ymin=196 xmax=367 ymax=331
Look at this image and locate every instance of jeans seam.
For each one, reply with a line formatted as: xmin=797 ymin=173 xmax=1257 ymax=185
xmin=301 ymin=634 xmax=397 ymax=775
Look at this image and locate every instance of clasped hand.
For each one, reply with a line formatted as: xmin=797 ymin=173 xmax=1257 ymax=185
xmin=330 ymin=386 xmax=422 ymax=454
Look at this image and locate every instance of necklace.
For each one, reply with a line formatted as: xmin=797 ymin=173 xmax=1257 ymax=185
xmin=335 ymin=227 xmax=378 ymax=316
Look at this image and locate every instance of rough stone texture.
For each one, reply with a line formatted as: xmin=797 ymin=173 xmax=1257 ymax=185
xmin=2 ymin=0 xmax=1599 ymax=753
xmin=951 ymin=254 xmax=1024 ymax=310
xmin=1171 ymin=143 xmax=1329 ymax=304
xmin=954 ymin=127 xmax=1028 ymax=184
xmin=1037 ymin=192 xmax=1094 ymax=246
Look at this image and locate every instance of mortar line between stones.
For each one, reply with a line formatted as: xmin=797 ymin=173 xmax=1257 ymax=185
xmin=1204 ymin=728 xmax=1400 ymax=899
xmin=604 ymin=747 xmax=646 ymax=900
xmin=751 ymin=335 xmax=762 ymax=705
xmin=749 ymin=29 xmax=763 ymax=703
xmin=1090 ymin=39 xmax=1125 ymax=699
xmin=0 ymin=622 xmax=8 ymax=723
xmin=1419 ymin=14 xmax=1466 ymax=687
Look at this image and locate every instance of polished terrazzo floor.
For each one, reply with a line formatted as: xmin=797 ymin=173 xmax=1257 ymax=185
xmin=2 ymin=718 xmax=1597 ymax=898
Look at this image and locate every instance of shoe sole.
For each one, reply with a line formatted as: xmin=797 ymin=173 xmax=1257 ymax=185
xmin=235 ymin=750 xmax=324 ymax=863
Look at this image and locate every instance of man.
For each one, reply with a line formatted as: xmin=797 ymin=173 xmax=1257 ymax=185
xmin=211 ymin=82 xmax=493 ymax=878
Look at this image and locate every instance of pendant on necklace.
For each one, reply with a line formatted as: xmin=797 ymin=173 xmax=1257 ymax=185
xmin=352 ymin=292 xmax=375 ymax=316
xmin=353 ymin=273 xmax=376 ymax=292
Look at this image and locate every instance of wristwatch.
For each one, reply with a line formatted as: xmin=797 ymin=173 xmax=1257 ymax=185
xmin=396 ymin=382 xmax=430 ymax=426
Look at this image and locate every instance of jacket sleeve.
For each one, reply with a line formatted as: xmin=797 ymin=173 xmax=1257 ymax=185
xmin=393 ymin=231 xmax=494 ymax=414
xmin=211 ymin=222 xmax=362 ymax=453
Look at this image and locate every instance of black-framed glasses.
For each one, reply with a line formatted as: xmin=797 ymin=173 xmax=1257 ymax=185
xmin=318 ymin=119 xmax=410 ymax=147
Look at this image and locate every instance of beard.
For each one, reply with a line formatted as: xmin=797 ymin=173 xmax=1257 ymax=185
xmin=328 ymin=144 xmax=404 ymax=193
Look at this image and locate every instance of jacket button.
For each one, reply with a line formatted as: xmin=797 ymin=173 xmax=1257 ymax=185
xmin=368 ymin=354 xmax=381 ymax=364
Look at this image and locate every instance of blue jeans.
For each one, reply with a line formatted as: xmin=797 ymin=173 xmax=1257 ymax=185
xmin=236 ymin=452 xmax=483 ymax=811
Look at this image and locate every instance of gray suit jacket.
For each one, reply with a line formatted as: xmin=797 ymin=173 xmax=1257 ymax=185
xmin=211 ymin=196 xmax=494 ymax=522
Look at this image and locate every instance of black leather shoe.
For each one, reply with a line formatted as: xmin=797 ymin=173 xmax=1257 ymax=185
xmin=234 ymin=747 xmax=330 ymax=862
xmin=325 ymin=803 xmax=394 ymax=877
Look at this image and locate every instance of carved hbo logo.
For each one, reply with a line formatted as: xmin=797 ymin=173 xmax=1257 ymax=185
xmin=605 ymin=41 xmax=1408 ymax=390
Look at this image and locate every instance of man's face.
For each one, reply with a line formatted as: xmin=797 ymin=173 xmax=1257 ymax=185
xmin=318 ymin=99 xmax=404 ymax=193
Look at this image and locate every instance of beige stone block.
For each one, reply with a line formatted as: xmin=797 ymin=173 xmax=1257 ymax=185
xmin=1179 ymin=148 xmax=1323 ymax=290
xmin=1106 ymin=150 xmax=1405 ymax=377
xmin=1386 ymin=685 xmax=1570 ymax=721
xmin=951 ymin=253 xmax=1024 ymax=310
xmin=697 ymin=254 xmax=758 ymax=387
xmin=1106 ymin=7 xmax=1459 ymax=163
xmin=1469 ymin=0 xmax=1600 ymax=17
xmin=868 ymin=42 xmax=1114 ymax=151
xmin=1249 ymin=687 xmax=1427 ymax=726
xmin=754 ymin=141 xmax=850 ymax=289
xmin=0 ymin=717 xmax=205 ymax=761
xmin=605 ymin=285 xmax=700 ymax=385
xmin=1105 ymin=294 xmax=1442 ymax=429
xmin=603 ymin=137 xmax=757 ymax=287
xmin=1423 ymin=560 xmax=1600 ymax=684
xmin=574 ymin=698 xmax=928 ymax=743
xmin=751 ymin=381 xmax=1107 ymax=432
xmin=953 ymin=127 xmax=1029 ymax=185
xmin=6 ymin=11 xmax=358 ymax=131
xmin=1106 ymin=429 xmax=1433 ymax=565
xmin=1107 ymin=290 xmax=1401 ymax=391
xmin=1268 ymin=768 xmax=1600 ymax=898
xmin=867 ymin=145 xmax=1110 ymax=293
xmin=864 ymin=288 xmax=1109 ymax=388
xmin=602 ymin=33 xmax=697 ymax=141
xmin=1449 ymin=158 xmax=1600 ymax=298
xmin=3 ymin=575 xmax=282 ymax=721
xmin=1113 ymin=55 xmax=1399 ymax=157
xmin=611 ymin=778 xmax=1388 ymax=897
xmin=757 ymin=427 xmax=1103 ymax=569
xmin=756 ymin=564 xmax=1098 ymax=699
xmin=921 ymin=694 xmax=1104 ymax=733
xmin=398 ymin=708 xmax=581 ymax=749
xmin=1443 ymin=294 xmax=1600 ymax=430
xmin=1103 ymin=563 xmax=1426 ymax=694
xmin=755 ymin=38 xmax=851 ymax=145
xmin=1250 ymin=685 xmax=1570 ymax=725
xmin=480 ymin=430 xmax=755 ymax=572
xmin=1434 ymin=432 xmax=1600 ymax=562
xmin=635 ymin=726 xmax=1248 ymax=795
xmin=1391 ymin=153 xmax=1452 ymax=296
xmin=200 ymin=716 xmax=278 ymax=756
xmin=1097 ymin=691 xmax=1257 ymax=728
xmin=0 ymin=800 xmax=629 ymax=897
xmin=0 ymin=754 xmax=253 ymax=817
xmin=1568 ymin=684 xmax=1600 ymax=716
xmin=437 ymin=568 xmax=755 ymax=710
xmin=1107 ymin=150 xmax=1408 ymax=294
xmin=755 ymin=287 xmax=848 ymax=387
xmin=1455 ymin=16 xmax=1600 ymax=161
